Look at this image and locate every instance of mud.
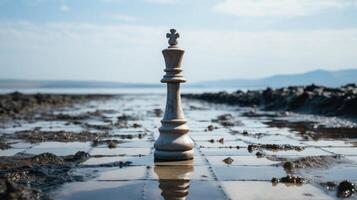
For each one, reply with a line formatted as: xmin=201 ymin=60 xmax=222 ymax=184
xmin=91 ymin=139 xmax=123 ymax=148
xmin=0 ymin=152 xmax=90 ymax=198
xmin=337 ymin=180 xmax=356 ymax=198
xmin=0 ymin=138 xmax=11 ymax=150
xmin=0 ymin=180 xmax=42 ymax=200
xmin=212 ymin=114 xmax=242 ymax=127
xmin=265 ymin=119 xmax=357 ymax=140
xmin=183 ymin=83 xmax=357 ymax=117
xmin=0 ymin=92 xmax=114 ymax=120
xmin=271 ymin=175 xmax=305 ymax=185
xmin=205 ymin=125 xmax=217 ymax=132
xmin=0 ymin=151 xmax=132 ymax=199
xmin=273 ymin=155 xmax=346 ymax=171
xmin=6 ymin=130 xmax=107 ymax=143
xmin=247 ymin=144 xmax=304 ymax=153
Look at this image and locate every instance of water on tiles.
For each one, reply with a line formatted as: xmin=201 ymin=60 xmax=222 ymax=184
xmin=1 ymin=93 xmax=357 ymax=200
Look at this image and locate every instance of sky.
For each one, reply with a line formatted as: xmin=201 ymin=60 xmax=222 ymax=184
xmin=0 ymin=0 xmax=357 ymax=83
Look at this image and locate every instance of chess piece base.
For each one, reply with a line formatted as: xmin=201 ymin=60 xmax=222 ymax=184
xmin=154 ymin=149 xmax=194 ymax=161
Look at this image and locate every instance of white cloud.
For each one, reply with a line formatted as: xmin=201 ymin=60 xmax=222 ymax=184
xmin=0 ymin=22 xmax=357 ymax=82
xmin=59 ymin=4 xmax=70 ymax=12
xmin=213 ymin=0 xmax=357 ymax=17
xmin=144 ymin=0 xmax=177 ymax=4
xmin=113 ymin=15 xmax=137 ymax=22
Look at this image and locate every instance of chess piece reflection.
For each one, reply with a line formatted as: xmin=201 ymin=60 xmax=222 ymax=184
xmin=154 ymin=160 xmax=194 ymax=200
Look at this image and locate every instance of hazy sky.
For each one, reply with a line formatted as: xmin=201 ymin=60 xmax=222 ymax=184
xmin=1 ymin=0 xmax=357 ymax=83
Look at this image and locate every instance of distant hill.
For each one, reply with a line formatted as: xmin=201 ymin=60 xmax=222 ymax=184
xmin=1 ymin=69 xmax=356 ymax=89
xmin=192 ymin=69 xmax=357 ymax=88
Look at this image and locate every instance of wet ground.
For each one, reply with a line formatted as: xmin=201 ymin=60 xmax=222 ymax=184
xmin=1 ymin=94 xmax=357 ymax=199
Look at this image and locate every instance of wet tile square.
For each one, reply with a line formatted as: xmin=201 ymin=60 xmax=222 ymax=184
xmin=221 ymin=181 xmax=333 ymax=200
xmin=303 ymin=140 xmax=354 ymax=147
xmin=322 ymin=147 xmax=357 ymax=156
xmin=206 ymin=155 xmax=280 ymax=166
xmin=196 ymin=140 xmax=247 ymax=148
xmin=346 ymin=156 xmax=357 ymax=164
xmin=212 ymin=165 xmax=286 ymax=181
xmin=52 ymin=180 xmax=145 ymax=200
xmin=191 ymin=134 xmax=237 ymax=141
xmin=96 ymin=166 xmax=147 ymax=180
xmin=119 ymin=140 xmax=153 ymax=148
xmin=0 ymin=148 xmax=26 ymax=156
xmin=306 ymin=166 xmax=357 ymax=182
xmin=90 ymin=147 xmax=151 ymax=156
xmin=200 ymin=147 xmax=252 ymax=156
xmin=26 ymin=142 xmax=91 ymax=156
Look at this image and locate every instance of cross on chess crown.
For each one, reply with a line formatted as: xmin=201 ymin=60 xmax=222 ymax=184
xmin=166 ymin=29 xmax=180 ymax=46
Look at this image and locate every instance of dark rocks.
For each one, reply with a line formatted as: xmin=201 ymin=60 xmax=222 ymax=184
xmin=272 ymin=155 xmax=347 ymax=173
xmin=218 ymin=138 xmax=224 ymax=144
xmin=132 ymin=123 xmax=142 ymax=128
xmin=115 ymin=114 xmax=140 ymax=128
xmin=222 ymin=157 xmax=234 ymax=165
xmin=205 ymin=125 xmax=216 ymax=132
xmin=212 ymin=114 xmax=242 ymax=127
xmin=337 ymin=180 xmax=356 ymax=198
xmin=152 ymin=108 xmax=163 ymax=117
xmin=0 ymin=139 xmax=11 ymax=150
xmin=247 ymin=144 xmax=304 ymax=153
xmin=91 ymin=139 xmax=122 ymax=148
xmin=64 ymin=151 xmax=90 ymax=163
xmin=0 ymin=179 xmax=41 ymax=200
xmin=283 ymin=161 xmax=294 ymax=171
xmin=207 ymin=138 xmax=224 ymax=144
xmin=255 ymin=151 xmax=265 ymax=158
xmin=271 ymin=175 xmax=305 ymax=185
xmin=183 ymin=84 xmax=357 ymax=117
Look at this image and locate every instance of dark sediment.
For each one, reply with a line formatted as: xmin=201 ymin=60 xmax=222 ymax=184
xmin=183 ymin=84 xmax=357 ymax=117
xmin=212 ymin=114 xmax=242 ymax=127
xmin=0 ymin=92 xmax=114 ymax=119
xmin=0 ymin=151 xmax=131 ymax=199
xmin=337 ymin=180 xmax=356 ymax=198
xmin=276 ymin=155 xmax=346 ymax=171
xmin=222 ymin=157 xmax=234 ymax=165
xmin=5 ymin=130 xmax=107 ymax=143
xmin=271 ymin=175 xmax=305 ymax=185
xmin=247 ymin=144 xmax=304 ymax=153
xmin=266 ymin=119 xmax=357 ymax=140
xmin=0 ymin=151 xmax=90 ymax=199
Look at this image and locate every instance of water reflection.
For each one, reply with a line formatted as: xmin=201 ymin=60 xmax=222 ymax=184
xmin=154 ymin=160 xmax=194 ymax=200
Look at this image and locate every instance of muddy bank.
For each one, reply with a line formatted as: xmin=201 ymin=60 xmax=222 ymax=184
xmin=0 ymin=151 xmax=132 ymax=199
xmin=266 ymin=119 xmax=357 ymax=140
xmin=0 ymin=151 xmax=90 ymax=199
xmin=0 ymin=92 xmax=114 ymax=119
xmin=183 ymin=84 xmax=357 ymax=117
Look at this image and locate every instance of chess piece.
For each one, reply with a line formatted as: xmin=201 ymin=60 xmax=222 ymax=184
xmin=154 ymin=29 xmax=194 ymax=160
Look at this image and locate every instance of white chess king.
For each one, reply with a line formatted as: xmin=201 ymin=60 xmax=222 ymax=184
xmin=154 ymin=29 xmax=194 ymax=161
